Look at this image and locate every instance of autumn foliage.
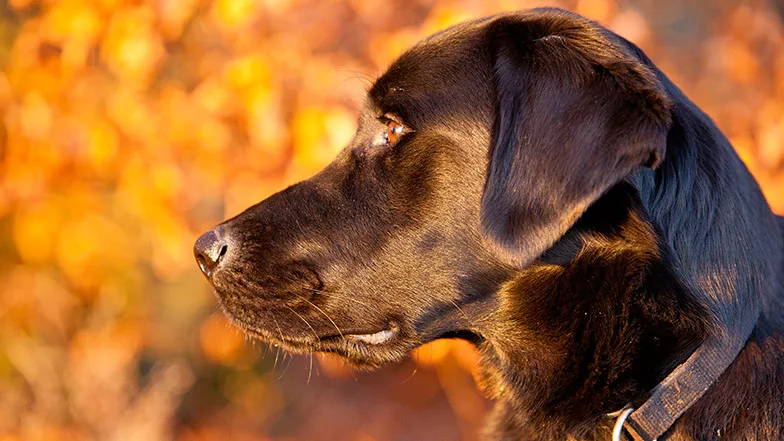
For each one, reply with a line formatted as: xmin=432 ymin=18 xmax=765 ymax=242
xmin=0 ymin=0 xmax=782 ymax=440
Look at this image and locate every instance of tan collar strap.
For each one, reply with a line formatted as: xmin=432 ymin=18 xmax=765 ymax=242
xmin=617 ymin=310 xmax=759 ymax=441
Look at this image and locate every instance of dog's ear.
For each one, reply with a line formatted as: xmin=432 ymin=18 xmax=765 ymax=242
xmin=480 ymin=15 xmax=673 ymax=267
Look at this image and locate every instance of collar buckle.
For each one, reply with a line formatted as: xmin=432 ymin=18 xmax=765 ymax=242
xmin=611 ymin=405 xmax=658 ymax=441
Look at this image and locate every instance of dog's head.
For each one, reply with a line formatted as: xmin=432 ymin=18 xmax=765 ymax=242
xmin=193 ymin=9 xmax=674 ymax=369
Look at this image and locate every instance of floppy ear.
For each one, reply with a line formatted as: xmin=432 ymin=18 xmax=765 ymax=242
xmin=480 ymin=16 xmax=673 ymax=267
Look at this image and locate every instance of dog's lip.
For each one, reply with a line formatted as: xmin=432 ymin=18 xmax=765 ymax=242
xmin=314 ymin=322 xmax=400 ymax=345
xmin=231 ymin=313 xmax=401 ymax=348
xmin=342 ymin=323 xmax=399 ymax=345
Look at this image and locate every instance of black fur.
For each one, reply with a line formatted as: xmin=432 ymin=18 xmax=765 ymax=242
xmin=195 ymin=8 xmax=784 ymax=441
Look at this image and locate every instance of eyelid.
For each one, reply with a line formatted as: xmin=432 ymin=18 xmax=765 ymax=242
xmin=378 ymin=112 xmax=405 ymax=125
xmin=370 ymin=113 xmax=411 ymax=147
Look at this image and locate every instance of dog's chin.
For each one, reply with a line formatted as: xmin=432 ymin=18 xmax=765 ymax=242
xmin=317 ymin=323 xmax=421 ymax=369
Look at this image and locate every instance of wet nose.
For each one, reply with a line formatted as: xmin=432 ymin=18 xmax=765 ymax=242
xmin=194 ymin=227 xmax=228 ymax=278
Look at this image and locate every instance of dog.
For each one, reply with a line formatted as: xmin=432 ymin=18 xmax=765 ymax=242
xmin=194 ymin=8 xmax=784 ymax=441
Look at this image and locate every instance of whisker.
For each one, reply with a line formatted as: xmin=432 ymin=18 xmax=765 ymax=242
xmin=449 ymin=298 xmax=478 ymax=331
xmin=293 ymin=293 xmax=344 ymax=339
xmin=349 ymin=362 xmax=358 ymax=383
xmin=308 ymin=352 xmax=314 ymax=385
xmin=402 ymin=362 xmax=419 ymax=384
xmin=284 ymin=305 xmax=320 ymax=341
xmin=339 ymin=69 xmax=375 ymax=87
xmin=277 ymin=352 xmax=294 ymax=380
xmin=279 ymin=273 xmax=372 ymax=309
xmin=278 ymin=275 xmax=347 ymax=339
xmin=303 ymin=286 xmax=373 ymax=309
xmin=272 ymin=316 xmax=284 ymax=371
xmin=272 ymin=316 xmax=286 ymax=342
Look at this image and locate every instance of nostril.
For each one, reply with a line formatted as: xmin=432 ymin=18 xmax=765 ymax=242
xmin=218 ymin=244 xmax=228 ymax=260
xmin=196 ymin=254 xmax=210 ymax=277
xmin=193 ymin=228 xmax=229 ymax=278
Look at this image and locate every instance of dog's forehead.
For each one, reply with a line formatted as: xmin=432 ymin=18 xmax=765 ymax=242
xmin=368 ymin=19 xmax=495 ymax=124
xmin=381 ymin=20 xmax=490 ymax=87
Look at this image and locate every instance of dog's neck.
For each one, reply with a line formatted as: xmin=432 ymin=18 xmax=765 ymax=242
xmin=472 ymin=185 xmax=709 ymax=440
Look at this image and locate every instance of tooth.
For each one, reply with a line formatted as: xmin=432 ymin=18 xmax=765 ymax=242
xmin=350 ymin=329 xmax=395 ymax=344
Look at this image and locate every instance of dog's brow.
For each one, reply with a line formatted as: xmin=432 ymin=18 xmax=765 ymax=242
xmin=368 ymin=82 xmax=399 ymax=108
xmin=369 ymin=85 xmax=419 ymax=124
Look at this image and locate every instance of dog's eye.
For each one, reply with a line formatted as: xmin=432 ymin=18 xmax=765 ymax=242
xmin=373 ymin=116 xmax=409 ymax=147
xmin=385 ymin=120 xmax=405 ymax=144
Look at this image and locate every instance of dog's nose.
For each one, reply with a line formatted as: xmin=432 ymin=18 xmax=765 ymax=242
xmin=194 ymin=227 xmax=228 ymax=278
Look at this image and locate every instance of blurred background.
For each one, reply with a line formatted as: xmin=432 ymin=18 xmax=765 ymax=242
xmin=0 ymin=0 xmax=783 ymax=440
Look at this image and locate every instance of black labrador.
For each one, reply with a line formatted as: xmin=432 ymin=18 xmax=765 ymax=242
xmin=194 ymin=8 xmax=784 ymax=441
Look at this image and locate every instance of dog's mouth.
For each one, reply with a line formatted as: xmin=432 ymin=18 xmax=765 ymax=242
xmin=227 ymin=309 xmax=402 ymax=350
xmin=230 ymin=318 xmax=408 ymax=368
xmin=344 ymin=325 xmax=399 ymax=344
xmin=211 ymin=280 xmax=415 ymax=367
xmin=322 ymin=322 xmax=400 ymax=345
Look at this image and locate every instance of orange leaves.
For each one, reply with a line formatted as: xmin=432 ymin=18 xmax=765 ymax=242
xmin=101 ymin=7 xmax=166 ymax=85
xmin=422 ymin=4 xmax=480 ymax=34
xmin=12 ymin=193 xmax=138 ymax=290
xmin=726 ymin=40 xmax=760 ymax=85
xmin=69 ymin=320 xmax=144 ymax=381
xmin=210 ymin=0 xmax=262 ymax=34
xmin=106 ymin=86 xmax=157 ymax=141
xmin=290 ymin=106 xmax=355 ymax=178
xmin=56 ymin=212 xmax=138 ymax=290
xmin=199 ymin=313 xmax=245 ymax=365
xmin=224 ymin=54 xmax=272 ymax=93
xmin=18 ymin=91 xmax=53 ymax=141
xmin=44 ymin=1 xmax=103 ymax=44
xmin=83 ymin=116 xmax=121 ymax=178
xmin=575 ymin=0 xmax=616 ymax=22
xmin=413 ymin=340 xmax=481 ymax=377
xmin=158 ymin=0 xmax=199 ymax=41
xmin=12 ymin=200 xmax=62 ymax=264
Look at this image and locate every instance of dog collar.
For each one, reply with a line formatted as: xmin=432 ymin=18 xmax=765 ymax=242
xmin=610 ymin=309 xmax=759 ymax=441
